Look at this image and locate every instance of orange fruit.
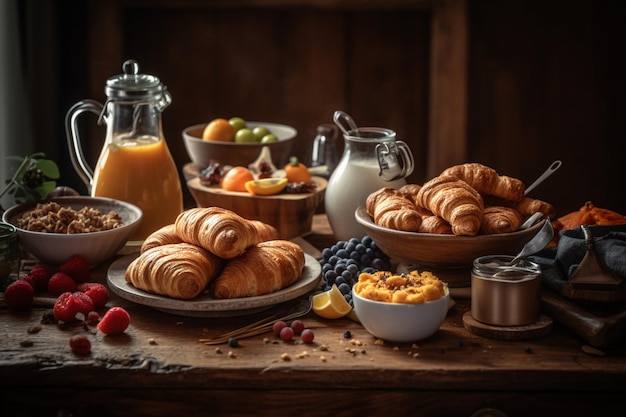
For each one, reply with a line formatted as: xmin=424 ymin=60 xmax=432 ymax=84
xmin=202 ymin=118 xmax=235 ymax=142
xmin=244 ymin=178 xmax=288 ymax=195
xmin=221 ymin=166 xmax=254 ymax=192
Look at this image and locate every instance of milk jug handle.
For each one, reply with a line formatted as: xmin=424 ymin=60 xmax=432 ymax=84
xmin=65 ymin=99 xmax=104 ymax=192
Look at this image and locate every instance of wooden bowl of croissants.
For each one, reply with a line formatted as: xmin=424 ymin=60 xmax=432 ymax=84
xmin=356 ymin=163 xmax=556 ymax=268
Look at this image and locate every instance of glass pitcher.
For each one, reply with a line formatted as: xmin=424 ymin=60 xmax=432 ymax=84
xmin=65 ymin=60 xmax=183 ymax=243
xmin=325 ymin=124 xmax=414 ymax=241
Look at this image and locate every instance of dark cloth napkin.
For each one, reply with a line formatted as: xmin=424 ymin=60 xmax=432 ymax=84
xmin=530 ymin=224 xmax=626 ymax=292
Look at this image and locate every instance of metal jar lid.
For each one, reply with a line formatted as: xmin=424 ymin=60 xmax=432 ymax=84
xmin=104 ymin=59 xmax=167 ymax=100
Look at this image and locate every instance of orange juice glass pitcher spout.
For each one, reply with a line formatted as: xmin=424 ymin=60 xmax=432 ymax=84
xmin=65 ymin=59 xmax=183 ymax=242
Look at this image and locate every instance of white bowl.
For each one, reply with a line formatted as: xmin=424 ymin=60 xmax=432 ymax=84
xmin=2 ymin=196 xmax=142 ymax=266
xmin=182 ymin=121 xmax=297 ymax=168
xmin=352 ymin=286 xmax=450 ymax=343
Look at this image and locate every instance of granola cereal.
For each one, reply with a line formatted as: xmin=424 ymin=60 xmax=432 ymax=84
xmin=353 ymin=270 xmax=446 ymax=304
xmin=16 ymin=202 xmax=124 ymax=234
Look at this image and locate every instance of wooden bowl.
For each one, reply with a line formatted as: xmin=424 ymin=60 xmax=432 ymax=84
xmin=355 ymin=205 xmax=545 ymax=269
xmin=186 ymin=173 xmax=326 ymax=240
xmin=182 ymin=122 xmax=296 ymax=168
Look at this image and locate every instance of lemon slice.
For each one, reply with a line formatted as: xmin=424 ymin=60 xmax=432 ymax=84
xmin=244 ymin=177 xmax=288 ymax=195
xmin=312 ymin=284 xmax=353 ymax=319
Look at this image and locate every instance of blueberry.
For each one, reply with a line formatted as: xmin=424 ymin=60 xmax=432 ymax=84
xmin=228 ymin=337 xmax=239 ymax=347
xmin=336 ymin=249 xmax=349 ymax=259
xmin=338 ymin=283 xmax=351 ymax=295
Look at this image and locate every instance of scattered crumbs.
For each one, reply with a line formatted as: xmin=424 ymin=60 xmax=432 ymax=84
xmin=392 ymin=346 xmax=399 ymax=351
xmin=320 ymin=344 xmax=330 ymax=351
xmin=27 ymin=325 xmax=42 ymax=334
xmin=411 ymin=343 xmax=419 ymax=349
xmin=263 ymin=337 xmax=271 ymax=344
xmin=412 ymin=352 xmax=420 ymax=359
xmin=215 ymin=347 xmax=223 ymax=354
xmin=20 ymin=340 xmax=33 ymax=347
xmin=176 ymin=321 xmax=184 ymax=326
xmin=350 ymin=339 xmax=364 ymax=347
xmin=228 ymin=351 xmax=237 ymax=358
xmin=374 ymin=339 xmax=384 ymax=346
xmin=148 ymin=337 xmax=157 ymax=345
xmin=345 ymin=347 xmax=366 ymax=356
xmin=295 ymin=351 xmax=310 ymax=359
xmin=280 ymin=353 xmax=292 ymax=361
xmin=582 ymin=345 xmax=605 ymax=357
xmin=320 ymin=355 xmax=327 ymax=362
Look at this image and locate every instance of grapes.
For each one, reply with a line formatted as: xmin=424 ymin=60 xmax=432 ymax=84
xmin=280 ymin=326 xmax=295 ymax=341
xmin=290 ymin=319 xmax=305 ymax=336
xmin=273 ymin=320 xmax=288 ymax=336
xmin=301 ymin=329 xmax=315 ymax=344
xmin=318 ymin=235 xmax=391 ymax=307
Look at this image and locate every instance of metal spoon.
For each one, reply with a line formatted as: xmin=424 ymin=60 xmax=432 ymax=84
xmin=524 ymin=160 xmax=562 ymax=195
xmin=333 ymin=111 xmax=359 ymax=136
xmin=509 ymin=219 xmax=554 ymax=265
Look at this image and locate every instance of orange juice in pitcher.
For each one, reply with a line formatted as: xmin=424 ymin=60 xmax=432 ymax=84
xmin=66 ymin=60 xmax=183 ymax=243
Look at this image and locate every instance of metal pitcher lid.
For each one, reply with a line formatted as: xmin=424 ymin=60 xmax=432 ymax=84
xmin=104 ymin=59 xmax=166 ymax=100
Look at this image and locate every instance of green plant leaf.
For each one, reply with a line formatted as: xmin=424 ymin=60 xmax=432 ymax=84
xmin=35 ymin=159 xmax=60 ymax=179
xmin=35 ymin=181 xmax=57 ymax=199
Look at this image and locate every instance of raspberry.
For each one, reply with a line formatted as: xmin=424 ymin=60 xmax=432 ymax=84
xmin=69 ymin=335 xmax=91 ymax=355
xmin=27 ymin=264 xmax=53 ymax=290
xmin=59 ymin=255 xmax=90 ymax=283
xmin=53 ymin=291 xmax=94 ymax=322
xmin=98 ymin=307 xmax=130 ymax=335
xmin=77 ymin=282 xmax=109 ymax=309
xmin=48 ymin=272 xmax=78 ymax=296
xmin=3 ymin=280 xmax=34 ymax=310
xmin=21 ymin=276 xmax=37 ymax=291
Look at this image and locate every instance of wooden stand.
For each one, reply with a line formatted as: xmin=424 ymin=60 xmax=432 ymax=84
xmin=463 ymin=312 xmax=553 ymax=341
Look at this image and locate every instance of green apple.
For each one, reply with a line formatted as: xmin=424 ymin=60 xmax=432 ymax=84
xmin=252 ymin=126 xmax=271 ymax=142
xmin=228 ymin=117 xmax=247 ymax=132
xmin=260 ymin=134 xmax=278 ymax=143
xmin=235 ymin=128 xmax=256 ymax=143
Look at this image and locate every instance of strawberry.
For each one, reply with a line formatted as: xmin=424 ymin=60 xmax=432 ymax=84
xmin=48 ymin=272 xmax=78 ymax=297
xmin=3 ymin=280 xmax=34 ymax=310
xmin=27 ymin=263 xmax=53 ymax=290
xmin=98 ymin=307 xmax=130 ymax=335
xmin=53 ymin=291 xmax=94 ymax=322
xmin=77 ymin=282 xmax=109 ymax=309
xmin=69 ymin=335 xmax=91 ymax=355
xmin=59 ymin=255 xmax=90 ymax=283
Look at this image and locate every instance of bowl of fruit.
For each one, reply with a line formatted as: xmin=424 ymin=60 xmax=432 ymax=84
xmin=182 ymin=117 xmax=297 ymax=169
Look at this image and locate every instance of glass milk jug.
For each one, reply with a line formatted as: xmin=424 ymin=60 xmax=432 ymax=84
xmin=65 ymin=60 xmax=183 ymax=242
xmin=325 ymin=125 xmax=415 ymax=241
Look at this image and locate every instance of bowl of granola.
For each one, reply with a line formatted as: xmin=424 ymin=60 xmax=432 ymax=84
xmin=1 ymin=196 xmax=142 ymax=266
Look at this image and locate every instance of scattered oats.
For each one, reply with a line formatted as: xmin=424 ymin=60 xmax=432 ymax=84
xmin=345 ymin=347 xmax=358 ymax=356
xmin=20 ymin=340 xmax=33 ymax=347
xmin=374 ymin=339 xmax=384 ymax=345
xmin=350 ymin=339 xmax=363 ymax=346
xmin=392 ymin=346 xmax=400 ymax=351
xmin=412 ymin=352 xmax=420 ymax=358
xmin=320 ymin=355 xmax=327 ymax=362
xmin=27 ymin=325 xmax=42 ymax=334
xmin=147 ymin=337 xmax=157 ymax=345
xmin=228 ymin=351 xmax=237 ymax=358
xmin=280 ymin=353 xmax=292 ymax=361
xmin=320 ymin=344 xmax=330 ymax=351
xmin=295 ymin=351 xmax=310 ymax=359
xmin=263 ymin=337 xmax=271 ymax=344
xmin=582 ymin=345 xmax=605 ymax=357
xmin=215 ymin=347 xmax=223 ymax=354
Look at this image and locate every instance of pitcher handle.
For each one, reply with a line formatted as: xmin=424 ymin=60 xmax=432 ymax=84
xmin=65 ymin=99 xmax=104 ymax=192
xmin=376 ymin=140 xmax=414 ymax=181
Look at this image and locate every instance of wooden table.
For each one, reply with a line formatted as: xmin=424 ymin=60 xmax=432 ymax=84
xmin=1 ymin=214 xmax=625 ymax=417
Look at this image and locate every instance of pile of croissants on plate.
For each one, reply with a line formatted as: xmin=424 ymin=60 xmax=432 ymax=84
xmin=124 ymin=207 xmax=305 ymax=300
xmin=366 ymin=162 xmax=556 ymax=236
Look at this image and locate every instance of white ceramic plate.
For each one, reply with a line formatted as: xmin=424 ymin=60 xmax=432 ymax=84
xmin=107 ymin=253 xmax=322 ymax=317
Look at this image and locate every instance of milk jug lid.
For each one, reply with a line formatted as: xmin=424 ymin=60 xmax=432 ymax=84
xmin=104 ymin=59 xmax=166 ymax=100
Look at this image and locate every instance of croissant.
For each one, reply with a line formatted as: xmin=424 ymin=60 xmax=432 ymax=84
xmin=212 ymin=240 xmax=305 ymax=299
xmin=483 ymin=195 xmax=556 ymax=219
xmin=366 ymin=187 xmax=422 ymax=232
xmin=416 ymin=175 xmax=484 ymax=236
xmin=140 ymin=224 xmax=183 ymax=253
xmin=415 ymin=206 xmax=453 ymax=234
xmin=481 ymin=206 xmax=522 ymax=234
xmin=174 ymin=207 xmax=259 ymax=259
xmin=125 ymin=243 xmax=223 ymax=299
xmin=398 ymin=183 xmax=422 ymax=206
xmin=248 ymin=219 xmax=279 ymax=242
xmin=441 ymin=163 xmax=525 ymax=202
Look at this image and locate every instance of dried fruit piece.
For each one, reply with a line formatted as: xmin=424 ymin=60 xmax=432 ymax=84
xmin=98 ymin=307 xmax=130 ymax=335
xmin=4 ymin=280 xmax=34 ymax=310
xmin=59 ymin=255 xmax=90 ymax=283
xmin=69 ymin=335 xmax=91 ymax=355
